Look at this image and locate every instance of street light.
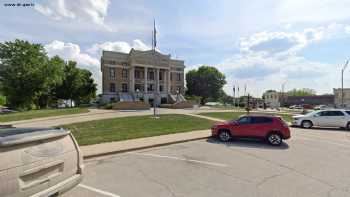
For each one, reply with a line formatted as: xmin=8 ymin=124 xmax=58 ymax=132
xmin=341 ymin=59 xmax=349 ymax=108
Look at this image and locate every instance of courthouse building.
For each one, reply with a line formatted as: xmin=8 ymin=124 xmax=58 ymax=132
xmin=100 ymin=49 xmax=186 ymax=104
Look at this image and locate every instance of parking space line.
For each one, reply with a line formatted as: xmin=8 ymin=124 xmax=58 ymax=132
xmin=296 ymin=136 xmax=350 ymax=149
xmin=78 ymin=184 xmax=121 ymax=197
xmin=129 ymin=152 xmax=228 ymax=167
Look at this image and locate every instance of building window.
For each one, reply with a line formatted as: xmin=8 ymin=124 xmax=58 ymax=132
xmin=176 ymin=73 xmax=181 ymax=81
xmin=122 ymin=69 xmax=128 ymax=79
xmin=149 ymin=71 xmax=155 ymax=80
xmin=170 ymin=73 xmax=173 ymax=81
xmin=159 ymin=71 xmax=163 ymax=80
xmin=148 ymin=84 xmax=154 ymax=91
xmin=159 ymin=85 xmax=163 ymax=92
xmin=135 ymin=70 xmax=141 ymax=79
xmin=122 ymin=83 xmax=128 ymax=92
xmin=109 ymin=68 xmax=116 ymax=80
xmin=110 ymin=83 xmax=116 ymax=92
xmin=135 ymin=84 xmax=143 ymax=92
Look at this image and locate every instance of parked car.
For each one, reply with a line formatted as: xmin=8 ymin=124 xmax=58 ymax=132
xmin=314 ymin=105 xmax=328 ymax=110
xmin=0 ymin=107 xmax=16 ymax=114
xmin=211 ymin=115 xmax=291 ymax=146
xmin=289 ymin=105 xmax=303 ymax=109
xmin=302 ymin=104 xmax=314 ymax=109
xmin=292 ymin=109 xmax=350 ymax=129
xmin=0 ymin=127 xmax=83 ymax=197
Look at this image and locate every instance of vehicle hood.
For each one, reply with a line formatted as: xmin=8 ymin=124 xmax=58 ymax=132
xmin=213 ymin=121 xmax=230 ymax=126
xmin=292 ymin=114 xmax=307 ymax=118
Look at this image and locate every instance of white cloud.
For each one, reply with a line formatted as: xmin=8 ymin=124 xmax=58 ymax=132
xmin=277 ymin=0 xmax=350 ymax=23
xmin=215 ymin=24 xmax=350 ymax=97
xmin=218 ymin=52 xmax=336 ymax=97
xmin=239 ymin=23 xmax=350 ymax=57
xmin=44 ymin=40 xmax=99 ymax=66
xmin=87 ymin=39 xmax=151 ymax=55
xmin=35 ymin=0 xmax=111 ymax=29
xmin=44 ymin=40 xmax=102 ymax=92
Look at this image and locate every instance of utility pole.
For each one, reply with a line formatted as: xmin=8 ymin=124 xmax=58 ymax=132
xmin=341 ymin=59 xmax=349 ymax=108
xmin=246 ymin=93 xmax=250 ymax=114
xmin=281 ymin=81 xmax=287 ymax=107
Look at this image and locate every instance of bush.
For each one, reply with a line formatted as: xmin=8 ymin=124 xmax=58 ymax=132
xmin=185 ymin=95 xmax=201 ymax=104
xmin=104 ymin=103 xmax=115 ymax=109
xmin=0 ymin=95 xmax=6 ymax=106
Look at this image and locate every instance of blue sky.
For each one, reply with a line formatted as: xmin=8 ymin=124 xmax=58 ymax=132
xmin=1 ymin=0 xmax=350 ymax=96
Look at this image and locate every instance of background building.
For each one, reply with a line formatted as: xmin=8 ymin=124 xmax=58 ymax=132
xmin=263 ymin=90 xmax=280 ymax=108
xmin=101 ymin=49 xmax=185 ymax=105
xmin=284 ymin=95 xmax=335 ymax=106
xmin=334 ymin=88 xmax=350 ymax=108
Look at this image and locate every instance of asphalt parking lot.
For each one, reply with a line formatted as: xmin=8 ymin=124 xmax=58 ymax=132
xmin=64 ymin=127 xmax=350 ymax=197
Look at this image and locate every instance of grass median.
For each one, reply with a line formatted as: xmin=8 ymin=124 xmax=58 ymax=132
xmin=0 ymin=108 xmax=89 ymax=122
xmin=199 ymin=112 xmax=293 ymax=122
xmin=62 ymin=114 xmax=215 ymax=146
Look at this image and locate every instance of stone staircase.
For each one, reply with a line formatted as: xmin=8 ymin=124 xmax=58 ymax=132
xmin=168 ymin=94 xmax=186 ymax=103
xmin=119 ymin=93 xmax=134 ymax=102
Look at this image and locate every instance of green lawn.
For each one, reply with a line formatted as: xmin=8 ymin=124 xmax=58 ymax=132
xmin=62 ymin=114 xmax=215 ymax=146
xmin=0 ymin=108 xmax=89 ymax=122
xmin=199 ymin=112 xmax=293 ymax=122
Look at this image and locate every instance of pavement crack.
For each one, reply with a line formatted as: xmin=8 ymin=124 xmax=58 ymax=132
xmin=256 ymin=171 xmax=288 ymax=188
xmin=136 ymin=167 xmax=177 ymax=197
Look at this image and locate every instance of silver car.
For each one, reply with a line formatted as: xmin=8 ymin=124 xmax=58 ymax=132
xmin=292 ymin=109 xmax=350 ymax=129
xmin=0 ymin=127 xmax=83 ymax=197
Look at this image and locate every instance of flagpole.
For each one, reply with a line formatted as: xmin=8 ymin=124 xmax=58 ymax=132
xmin=237 ymin=86 xmax=240 ymax=109
xmin=152 ymin=19 xmax=158 ymax=118
xmin=232 ymin=85 xmax=235 ymax=109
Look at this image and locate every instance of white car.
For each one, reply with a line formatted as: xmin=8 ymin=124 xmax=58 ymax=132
xmin=292 ymin=109 xmax=350 ymax=129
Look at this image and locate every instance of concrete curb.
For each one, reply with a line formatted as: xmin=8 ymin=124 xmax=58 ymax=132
xmin=81 ymin=129 xmax=211 ymax=159
xmin=82 ymin=136 xmax=209 ymax=159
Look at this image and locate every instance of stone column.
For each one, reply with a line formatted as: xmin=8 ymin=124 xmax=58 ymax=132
xmin=144 ymin=67 xmax=148 ymax=94
xmin=167 ymin=70 xmax=171 ymax=94
xmin=130 ymin=67 xmax=134 ymax=93
xmin=156 ymin=68 xmax=160 ymax=93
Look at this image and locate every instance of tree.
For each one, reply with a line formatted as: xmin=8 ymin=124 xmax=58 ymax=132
xmin=186 ymin=66 xmax=226 ymax=104
xmin=55 ymin=61 xmax=96 ymax=106
xmin=36 ymin=56 xmax=65 ymax=108
xmin=0 ymin=39 xmax=49 ymax=109
xmin=287 ymin=88 xmax=316 ymax=96
xmin=74 ymin=69 xmax=97 ymax=105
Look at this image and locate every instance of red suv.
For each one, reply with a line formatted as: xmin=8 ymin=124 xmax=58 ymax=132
xmin=211 ymin=115 xmax=291 ymax=145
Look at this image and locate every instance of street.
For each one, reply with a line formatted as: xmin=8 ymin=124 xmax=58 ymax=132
xmin=64 ymin=127 xmax=350 ymax=197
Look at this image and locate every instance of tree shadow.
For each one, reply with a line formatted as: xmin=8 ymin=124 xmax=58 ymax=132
xmin=206 ymin=137 xmax=290 ymax=150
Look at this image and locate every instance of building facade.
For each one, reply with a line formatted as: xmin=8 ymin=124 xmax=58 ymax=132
xmin=101 ymin=49 xmax=185 ymax=104
xmin=263 ymin=90 xmax=280 ymax=108
xmin=334 ymin=88 xmax=350 ymax=108
xmin=284 ymin=95 xmax=335 ymax=106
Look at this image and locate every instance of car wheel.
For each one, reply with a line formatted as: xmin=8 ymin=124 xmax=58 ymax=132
xmin=267 ymin=133 xmax=282 ymax=146
xmin=218 ymin=130 xmax=231 ymax=142
xmin=347 ymin=122 xmax=350 ymax=131
xmin=301 ymin=120 xmax=313 ymax=129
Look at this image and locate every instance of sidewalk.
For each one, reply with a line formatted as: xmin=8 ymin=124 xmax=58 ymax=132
xmin=184 ymin=113 xmax=226 ymax=122
xmin=81 ymin=129 xmax=211 ymax=159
